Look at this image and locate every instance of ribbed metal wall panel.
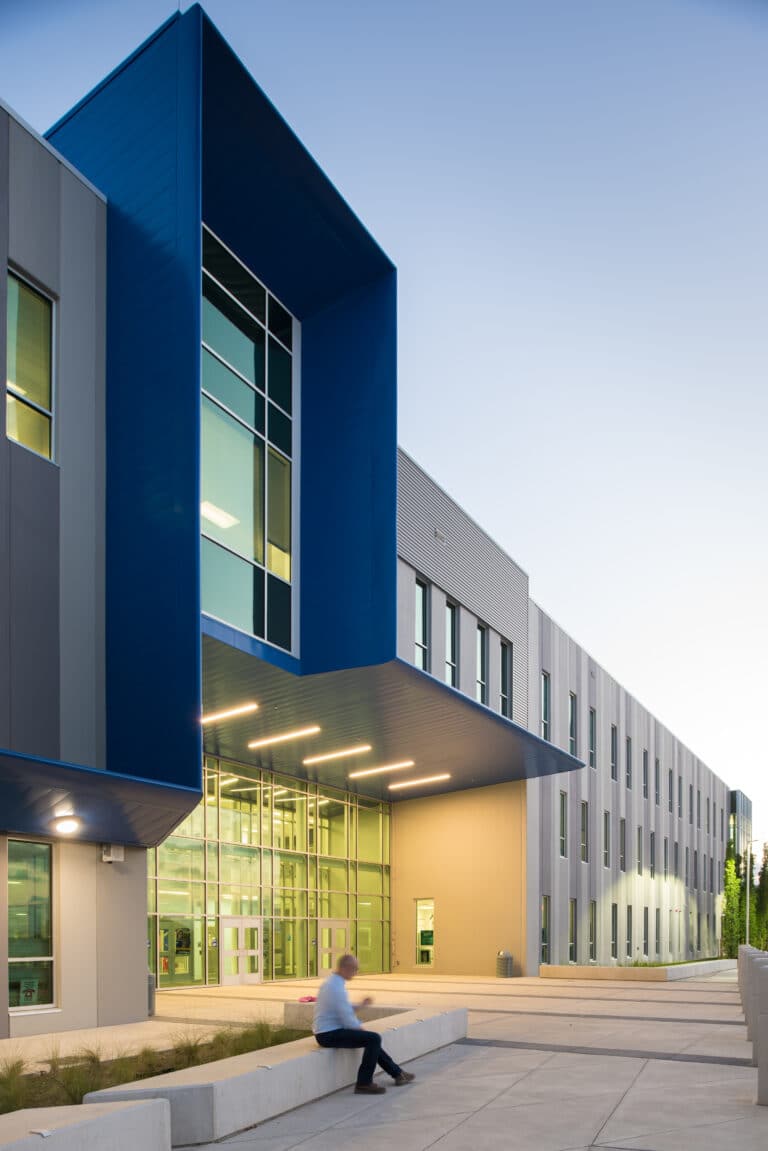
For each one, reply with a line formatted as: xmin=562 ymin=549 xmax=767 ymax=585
xmin=527 ymin=600 xmax=732 ymax=969
xmin=397 ymin=449 xmax=528 ymax=724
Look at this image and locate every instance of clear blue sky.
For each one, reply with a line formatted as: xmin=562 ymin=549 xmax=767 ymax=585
xmin=2 ymin=0 xmax=766 ymax=841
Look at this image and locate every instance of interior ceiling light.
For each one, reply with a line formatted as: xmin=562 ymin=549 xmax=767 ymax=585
xmin=348 ymin=760 xmax=414 ymax=780
xmin=388 ymin=774 xmax=451 ymax=791
xmin=303 ymin=744 xmax=372 ymax=766
xmin=201 ymin=702 xmax=259 ymax=725
xmin=248 ymin=725 xmax=320 ymax=750
xmin=52 ymin=816 xmax=80 ymax=834
xmin=201 ymin=501 xmax=240 ymax=530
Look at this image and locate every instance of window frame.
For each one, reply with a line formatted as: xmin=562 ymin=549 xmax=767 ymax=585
xmin=5 ymin=268 xmax=55 ymax=462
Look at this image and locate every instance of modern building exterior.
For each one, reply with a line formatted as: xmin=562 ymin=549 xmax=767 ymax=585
xmin=0 ymin=7 xmax=749 ymax=1034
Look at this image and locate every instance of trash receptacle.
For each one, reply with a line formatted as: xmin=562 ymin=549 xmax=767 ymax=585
xmin=148 ymin=969 xmax=157 ymax=1017
xmin=496 ymin=950 xmax=514 ymax=978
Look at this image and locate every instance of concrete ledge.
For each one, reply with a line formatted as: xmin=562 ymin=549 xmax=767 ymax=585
xmin=85 ymin=1005 xmax=467 ymax=1147
xmin=283 ymin=1003 xmax=409 ymax=1029
xmin=0 ymin=1100 xmax=170 ymax=1151
xmin=540 ymin=960 xmax=736 ymax=981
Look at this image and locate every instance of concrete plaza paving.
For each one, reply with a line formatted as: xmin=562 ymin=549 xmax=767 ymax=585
xmin=3 ymin=968 xmax=768 ymax=1149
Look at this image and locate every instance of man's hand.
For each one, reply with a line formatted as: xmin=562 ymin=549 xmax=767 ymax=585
xmin=358 ymin=995 xmax=373 ymax=1008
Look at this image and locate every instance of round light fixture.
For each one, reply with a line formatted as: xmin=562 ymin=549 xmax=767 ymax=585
xmin=52 ymin=817 xmax=80 ymax=835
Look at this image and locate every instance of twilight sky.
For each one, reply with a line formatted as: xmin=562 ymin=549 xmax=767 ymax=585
xmin=1 ymin=0 xmax=766 ymax=841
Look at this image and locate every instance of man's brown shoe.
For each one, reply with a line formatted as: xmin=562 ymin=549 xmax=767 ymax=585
xmin=354 ymin=1082 xmax=386 ymax=1094
xmin=393 ymin=1071 xmax=415 ymax=1085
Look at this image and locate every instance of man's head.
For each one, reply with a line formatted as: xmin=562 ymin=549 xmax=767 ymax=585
xmin=337 ymin=954 xmax=359 ymax=980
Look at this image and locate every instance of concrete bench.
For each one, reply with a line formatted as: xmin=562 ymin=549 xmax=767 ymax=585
xmin=85 ymin=1005 xmax=467 ymax=1147
xmin=0 ymin=1100 xmax=170 ymax=1151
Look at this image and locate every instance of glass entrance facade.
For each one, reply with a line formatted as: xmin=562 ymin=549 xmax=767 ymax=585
xmin=148 ymin=758 xmax=391 ymax=987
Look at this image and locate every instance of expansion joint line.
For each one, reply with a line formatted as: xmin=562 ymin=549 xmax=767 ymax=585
xmin=589 ymin=1056 xmax=648 ymax=1146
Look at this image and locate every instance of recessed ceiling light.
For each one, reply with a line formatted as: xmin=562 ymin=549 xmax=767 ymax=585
xmin=303 ymin=744 xmax=372 ymax=766
xmin=348 ymin=760 xmax=414 ymax=780
xmin=202 ymin=702 xmax=259 ymax=724
xmin=52 ymin=816 xmax=80 ymax=835
xmin=248 ymin=725 xmax=321 ymax=749
xmin=388 ymin=774 xmax=451 ymax=791
xmin=201 ymin=501 xmax=240 ymax=530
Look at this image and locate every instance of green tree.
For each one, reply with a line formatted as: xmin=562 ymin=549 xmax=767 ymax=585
xmin=722 ymin=855 xmax=741 ymax=958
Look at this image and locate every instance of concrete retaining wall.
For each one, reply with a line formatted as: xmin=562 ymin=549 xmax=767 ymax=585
xmin=0 ymin=1100 xmax=169 ymax=1151
xmin=85 ymin=1005 xmax=467 ymax=1146
xmin=540 ymin=959 xmax=736 ymax=981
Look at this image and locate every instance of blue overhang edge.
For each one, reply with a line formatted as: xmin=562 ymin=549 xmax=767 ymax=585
xmin=202 ymin=635 xmax=583 ymax=801
xmin=0 ymin=748 xmax=201 ymax=848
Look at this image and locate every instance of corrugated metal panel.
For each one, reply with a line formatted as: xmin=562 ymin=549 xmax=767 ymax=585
xmin=397 ymin=449 xmax=528 ymax=724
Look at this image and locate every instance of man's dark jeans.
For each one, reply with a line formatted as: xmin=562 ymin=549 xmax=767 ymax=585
xmin=315 ymin=1028 xmax=402 ymax=1085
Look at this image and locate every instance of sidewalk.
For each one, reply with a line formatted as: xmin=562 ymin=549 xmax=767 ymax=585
xmin=3 ymin=969 xmax=768 ymax=1150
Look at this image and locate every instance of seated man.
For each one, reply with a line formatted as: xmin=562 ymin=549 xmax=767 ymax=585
xmin=313 ymin=953 xmax=415 ymax=1094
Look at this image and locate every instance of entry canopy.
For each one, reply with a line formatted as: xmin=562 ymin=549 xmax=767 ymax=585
xmin=0 ymin=749 xmax=199 ymax=847
xmin=203 ymin=636 xmax=582 ymax=800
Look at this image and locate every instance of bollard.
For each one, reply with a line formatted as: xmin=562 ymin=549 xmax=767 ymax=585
xmin=758 ymin=1006 xmax=768 ymax=1105
xmin=748 ymin=954 xmax=768 ymax=1041
xmin=751 ymin=961 xmax=768 ymax=1065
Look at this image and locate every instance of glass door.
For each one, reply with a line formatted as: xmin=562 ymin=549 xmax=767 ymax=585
xmin=317 ymin=919 xmax=350 ymax=975
xmin=220 ymin=917 xmax=262 ymax=985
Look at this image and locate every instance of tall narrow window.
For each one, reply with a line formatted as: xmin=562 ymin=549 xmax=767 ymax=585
xmin=569 ymin=899 xmax=578 ymax=962
xmin=476 ymin=625 xmax=488 ymax=704
xmin=580 ymin=801 xmax=589 ymax=863
xmin=611 ymin=903 xmax=618 ymax=959
xmin=643 ymin=906 xmax=649 ymax=956
xmin=650 ymin=831 xmax=656 ymax=879
xmin=710 ymin=855 xmax=714 ymax=892
xmin=610 ymin=725 xmax=618 ymax=780
xmin=589 ymin=708 xmax=597 ymax=768
xmin=636 ymin=826 xmax=643 ymax=875
xmin=619 ymin=818 xmax=626 ymax=871
xmin=444 ymin=602 xmax=457 ymax=686
xmin=569 ymin=693 xmax=578 ymax=756
xmin=678 ymin=776 xmax=683 ymax=819
xmin=603 ymin=811 xmax=611 ymax=868
xmin=706 ymin=796 xmax=710 ymax=834
xmin=689 ymin=784 xmax=693 ymax=825
xmin=589 ymin=900 xmax=597 ymax=961
xmin=642 ymin=749 xmax=648 ymax=798
xmin=655 ymin=907 xmax=661 ymax=957
xmin=540 ymin=895 xmax=550 ymax=964
xmin=414 ymin=580 xmax=429 ymax=670
xmin=541 ymin=672 xmax=551 ymax=740
xmin=693 ymin=849 xmax=698 ymax=890
xmin=559 ymin=791 xmax=568 ymax=857
xmin=626 ymin=736 xmax=632 ymax=789
xmin=6 ymin=272 xmax=53 ymax=460
xmin=685 ymin=845 xmax=689 ymax=886
xmin=8 ymin=841 xmax=53 ymax=1008
xmin=674 ymin=841 xmax=679 ymax=878
xmin=500 ymin=642 xmax=512 ymax=717
xmin=668 ymin=769 xmax=673 ymax=814
xmin=697 ymin=789 xmax=701 ymax=829
xmin=664 ymin=836 xmax=669 ymax=880
xmin=654 ymin=757 xmax=660 ymax=806
xmin=703 ymin=853 xmax=707 ymax=892
xmin=626 ymin=905 xmax=633 ymax=958
xmin=201 ymin=227 xmax=295 ymax=650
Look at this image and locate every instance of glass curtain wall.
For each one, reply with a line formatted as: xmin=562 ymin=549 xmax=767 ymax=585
xmin=148 ymin=759 xmax=391 ymax=988
xmin=200 ymin=227 xmax=294 ymax=651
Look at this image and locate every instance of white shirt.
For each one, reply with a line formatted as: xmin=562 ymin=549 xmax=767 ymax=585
xmin=312 ymin=972 xmax=361 ymax=1034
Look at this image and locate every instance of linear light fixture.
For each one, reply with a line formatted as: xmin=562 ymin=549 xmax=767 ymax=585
xmin=348 ymin=760 xmax=414 ymax=780
xmin=248 ymin=725 xmax=320 ymax=750
xmin=303 ymin=744 xmax=372 ymax=766
xmin=388 ymin=774 xmax=451 ymax=791
xmin=202 ymin=702 xmax=259 ymax=724
xmin=201 ymin=500 xmax=240 ymax=530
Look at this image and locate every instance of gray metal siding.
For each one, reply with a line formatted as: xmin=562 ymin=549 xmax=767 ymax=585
xmin=528 ymin=600 xmax=730 ymax=968
xmin=58 ymin=168 xmax=106 ymax=768
xmin=398 ymin=449 xmax=528 ymax=725
xmin=1 ymin=110 xmax=105 ymax=769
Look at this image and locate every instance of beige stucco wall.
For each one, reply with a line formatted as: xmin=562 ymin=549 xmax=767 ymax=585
xmin=9 ymin=842 xmax=147 ymax=1037
xmin=391 ymin=781 xmax=527 ymax=976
